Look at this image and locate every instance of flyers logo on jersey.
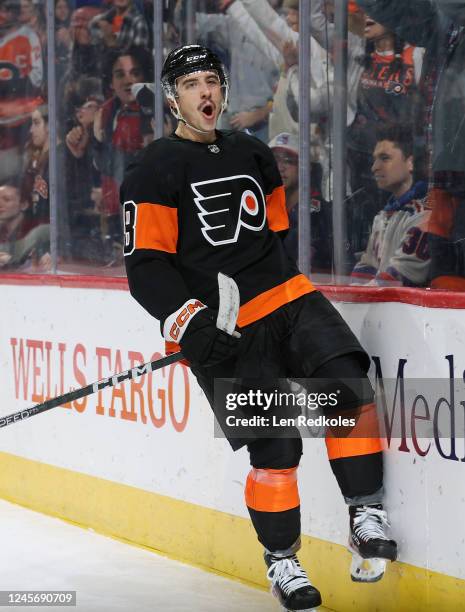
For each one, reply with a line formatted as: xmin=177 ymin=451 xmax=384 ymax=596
xmin=191 ymin=175 xmax=266 ymax=246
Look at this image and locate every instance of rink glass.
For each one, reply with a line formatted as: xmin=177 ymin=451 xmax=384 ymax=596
xmin=0 ymin=0 xmax=462 ymax=292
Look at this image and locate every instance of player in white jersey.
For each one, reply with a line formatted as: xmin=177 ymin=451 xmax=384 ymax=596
xmin=351 ymin=124 xmax=431 ymax=286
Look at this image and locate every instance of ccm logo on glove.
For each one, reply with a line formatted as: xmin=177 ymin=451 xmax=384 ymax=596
xmin=163 ymin=299 xmax=207 ymax=342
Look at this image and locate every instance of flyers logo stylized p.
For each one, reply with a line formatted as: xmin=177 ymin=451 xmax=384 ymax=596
xmin=191 ymin=175 xmax=266 ymax=246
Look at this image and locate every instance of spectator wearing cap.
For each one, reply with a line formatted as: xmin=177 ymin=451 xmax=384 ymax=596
xmin=89 ymin=0 xmax=149 ymax=54
xmin=269 ymin=132 xmax=332 ymax=271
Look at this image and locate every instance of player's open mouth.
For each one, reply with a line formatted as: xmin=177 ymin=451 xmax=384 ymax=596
xmin=200 ymin=103 xmax=215 ymax=119
xmin=365 ymin=19 xmax=375 ymax=27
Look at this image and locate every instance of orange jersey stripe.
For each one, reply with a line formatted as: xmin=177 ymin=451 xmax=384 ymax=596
xmin=245 ymin=468 xmax=300 ymax=512
xmin=266 ymin=185 xmax=289 ymax=232
xmin=135 ymin=203 xmax=178 ymax=253
xmin=325 ymin=402 xmax=384 ymax=459
xmin=237 ymin=274 xmax=315 ymax=328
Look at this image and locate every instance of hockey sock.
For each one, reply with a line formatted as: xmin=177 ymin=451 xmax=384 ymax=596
xmin=326 ymin=402 xmax=384 ymax=499
xmin=245 ymin=467 xmax=301 ymax=551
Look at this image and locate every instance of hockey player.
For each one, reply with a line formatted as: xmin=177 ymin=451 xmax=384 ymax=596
xmin=121 ymin=45 xmax=397 ymax=611
xmin=351 ymin=124 xmax=430 ymax=286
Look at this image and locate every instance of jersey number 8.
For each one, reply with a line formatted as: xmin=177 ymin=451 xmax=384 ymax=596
xmin=123 ymin=201 xmax=137 ymax=256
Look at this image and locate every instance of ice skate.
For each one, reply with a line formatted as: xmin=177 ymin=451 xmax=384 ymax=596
xmin=265 ymin=552 xmax=322 ymax=611
xmin=348 ymin=504 xmax=397 ymax=582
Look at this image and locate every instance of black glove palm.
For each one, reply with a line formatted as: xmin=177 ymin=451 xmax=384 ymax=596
xmin=179 ymin=308 xmax=240 ymax=367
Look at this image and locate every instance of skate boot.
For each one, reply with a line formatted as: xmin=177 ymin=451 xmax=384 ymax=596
xmin=348 ymin=504 xmax=397 ymax=583
xmin=265 ymin=551 xmax=322 ymax=611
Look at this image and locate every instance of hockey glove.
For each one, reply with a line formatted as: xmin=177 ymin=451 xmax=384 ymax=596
xmin=163 ymin=300 xmax=240 ymax=367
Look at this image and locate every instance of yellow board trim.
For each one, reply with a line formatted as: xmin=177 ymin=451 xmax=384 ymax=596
xmin=0 ymin=451 xmax=464 ymax=612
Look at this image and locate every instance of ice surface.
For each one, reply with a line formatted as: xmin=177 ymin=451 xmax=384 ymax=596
xmin=0 ymin=499 xmax=282 ymax=612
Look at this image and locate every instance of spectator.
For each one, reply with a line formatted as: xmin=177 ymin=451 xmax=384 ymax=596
xmin=356 ymin=0 xmax=465 ymax=290
xmin=221 ymin=0 xmax=331 ymax=139
xmin=19 ymin=0 xmax=46 ymax=48
xmin=346 ymin=11 xmax=423 ymax=212
xmin=309 ymin=1 xmax=424 ymax=255
xmin=55 ymin=0 xmax=73 ymax=81
xmin=351 ymin=124 xmax=430 ymax=286
xmin=92 ymin=47 xmax=152 ymax=263
xmin=68 ymin=6 xmax=103 ymax=78
xmin=0 ymin=176 xmax=50 ymax=270
xmin=270 ymin=132 xmax=332 ymax=271
xmin=22 ymin=104 xmax=49 ymax=225
xmin=196 ymin=1 xmax=279 ymax=142
xmin=0 ymin=0 xmax=43 ymax=181
xmin=64 ymin=80 xmax=105 ymax=262
xmin=89 ymin=0 xmax=149 ymax=54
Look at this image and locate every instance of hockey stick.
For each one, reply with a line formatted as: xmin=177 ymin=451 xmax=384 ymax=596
xmin=0 ymin=273 xmax=240 ymax=429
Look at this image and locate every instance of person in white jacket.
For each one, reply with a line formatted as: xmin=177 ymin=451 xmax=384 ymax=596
xmin=196 ymin=2 xmax=280 ymax=141
xmin=221 ymin=0 xmax=332 ymax=137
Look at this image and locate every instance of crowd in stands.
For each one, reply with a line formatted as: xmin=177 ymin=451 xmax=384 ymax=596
xmin=0 ymin=0 xmax=462 ymax=290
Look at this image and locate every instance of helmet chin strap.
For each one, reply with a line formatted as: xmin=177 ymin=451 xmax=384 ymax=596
xmin=170 ymin=95 xmax=226 ymax=136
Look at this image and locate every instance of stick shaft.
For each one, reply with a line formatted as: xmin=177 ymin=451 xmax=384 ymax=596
xmin=0 ymin=352 xmax=182 ymax=428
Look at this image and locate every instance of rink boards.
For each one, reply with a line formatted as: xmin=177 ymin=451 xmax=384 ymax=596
xmin=1 ymin=276 xmax=465 ymax=612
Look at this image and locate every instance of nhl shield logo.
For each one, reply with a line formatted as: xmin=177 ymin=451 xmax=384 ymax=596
xmin=208 ymin=144 xmax=220 ymax=154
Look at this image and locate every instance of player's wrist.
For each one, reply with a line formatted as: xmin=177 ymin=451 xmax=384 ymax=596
xmin=163 ymin=299 xmax=207 ymax=343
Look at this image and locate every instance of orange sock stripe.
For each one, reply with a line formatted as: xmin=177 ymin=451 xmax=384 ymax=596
xmin=325 ymin=402 xmax=384 ymax=460
xmin=245 ymin=468 xmax=300 ymax=512
xmin=325 ymin=436 xmax=383 ymax=460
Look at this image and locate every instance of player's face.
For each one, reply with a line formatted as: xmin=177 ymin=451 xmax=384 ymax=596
xmin=111 ymin=56 xmax=143 ymax=105
xmin=175 ymin=71 xmax=223 ymax=133
xmin=30 ymin=110 xmax=48 ymax=148
xmin=273 ymin=148 xmax=298 ymax=191
xmin=364 ymin=16 xmax=389 ymax=40
xmin=372 ymin=140 xmax=413 ymax=194
xmin=0 ymin=186 xmax=25 ymax=222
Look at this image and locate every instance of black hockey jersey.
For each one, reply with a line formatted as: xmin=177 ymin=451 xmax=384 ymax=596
xmin=120 ymin=130 xmax=315 ymax=340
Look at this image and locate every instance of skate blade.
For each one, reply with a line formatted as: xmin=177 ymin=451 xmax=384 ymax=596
xmin=349 ymin=550 xmax=386 ymax=583
xmin=281 ymin=608 xmax=318 ymax=612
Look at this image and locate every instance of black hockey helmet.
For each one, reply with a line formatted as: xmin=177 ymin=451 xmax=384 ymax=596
xmin=161 ymin=44 xmax=229 ymax=107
